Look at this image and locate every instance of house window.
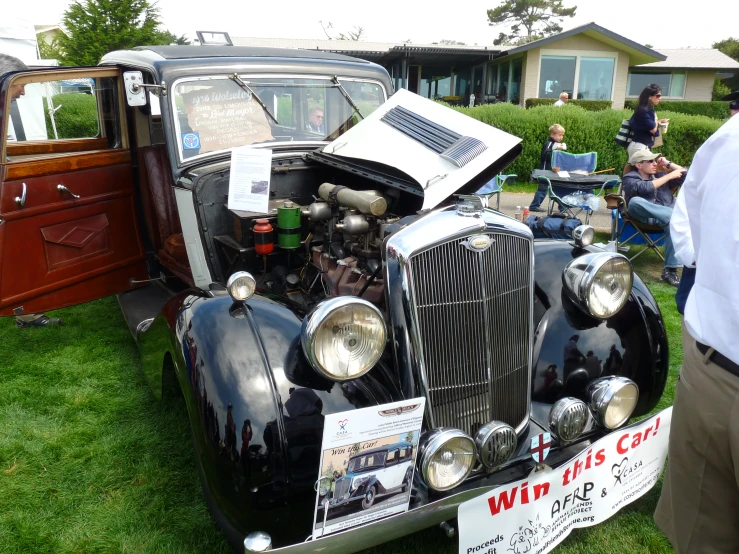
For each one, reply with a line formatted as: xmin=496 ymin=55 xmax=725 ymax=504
xmin=486 ymin=64 xmax=497 ymax=95
xmin=496 ymin=61 xmax=510 ymax=101
xmin=539 ymin=56 xmax=576 ymax=99
xmin=510 ymin=58 xmax=523 ymax=104
xmin=628 ymin=71 xmax=686 ymax=98
xmin=578 ymin=57 xmax=615 ymax=100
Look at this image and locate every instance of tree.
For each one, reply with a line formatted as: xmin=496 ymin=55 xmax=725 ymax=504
xmin=318 ymin=21 xmax=365 ymax=41
xmin=487 ymin=0 xmax=577 ymax=46
xmin=713 ymin=37 xmax=739 ymax=62
xmin=36 ymin=34 xmax=65 ymax=61
xmin=58 ymin=0 xmax=182 ymax=66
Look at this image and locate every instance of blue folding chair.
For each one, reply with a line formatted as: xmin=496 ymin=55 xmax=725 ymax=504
xmin=537 ymin=151 xmax=617 ymax=223
xmin=475 ymin=173 xmax=517 ymax=210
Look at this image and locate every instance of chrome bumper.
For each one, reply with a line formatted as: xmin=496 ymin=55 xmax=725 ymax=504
xmin=265 ymin=429 xmax=592 ymax=554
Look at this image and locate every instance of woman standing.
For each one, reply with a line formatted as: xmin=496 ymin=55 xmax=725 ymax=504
xmin=628 ymin=83 xmax=669 ymax=157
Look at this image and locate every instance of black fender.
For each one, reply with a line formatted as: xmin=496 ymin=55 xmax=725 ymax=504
xmin=531 ymin=240 xmax=669 ymax=416
xmin=139 ymin=289 xmax=397 ymax=548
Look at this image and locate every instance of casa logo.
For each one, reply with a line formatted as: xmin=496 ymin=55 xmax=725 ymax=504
xmin=182 ymin=132 xmax=200 ymax=150
xmin=378 ymin=403 xmax=421 ymax=417
xmin=337 ymin=419 xmax=348 ymax=435
xmin=462 ymin=234 xmax=494 ymax=252
xmin=612 ymin=457 xmax=642 ymax=485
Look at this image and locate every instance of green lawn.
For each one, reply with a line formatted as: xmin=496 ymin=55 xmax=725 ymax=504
xmin=0 ymin=253 xmax=680 ymax=554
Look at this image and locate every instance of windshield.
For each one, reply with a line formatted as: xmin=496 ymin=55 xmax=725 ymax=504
xmin=171 ymin=75 xmax=386 ymax=162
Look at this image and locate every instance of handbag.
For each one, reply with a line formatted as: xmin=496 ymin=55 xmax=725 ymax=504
xmin=614 ymin=119 xmax=633 ymax=147
xmin=653 ymin=132 xmax=663 ymax=148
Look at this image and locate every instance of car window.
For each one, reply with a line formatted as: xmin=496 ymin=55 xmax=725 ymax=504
xmin=4 ymin=73 xmax=121 ymax=161
xmin=170 ymin=75 xmax=386 ymax=164
xmin=399 ymin=447 xmax=408 ymax=460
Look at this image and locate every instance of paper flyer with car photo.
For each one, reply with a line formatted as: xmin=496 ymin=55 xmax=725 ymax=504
xmin=312 ymin=398 xmax=426 ymax=539
xmin=458 ymin=408 xmax=672 ymax=554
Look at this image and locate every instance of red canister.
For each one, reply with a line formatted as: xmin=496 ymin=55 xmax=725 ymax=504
xmin=253 ymin=219 xmax=274 ymax=255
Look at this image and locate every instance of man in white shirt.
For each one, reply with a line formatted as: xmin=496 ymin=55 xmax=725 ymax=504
xmin=654 ymin=113 xmax=739 ymax=553
xmin=554 ymin=92 xmax=568 ymax=106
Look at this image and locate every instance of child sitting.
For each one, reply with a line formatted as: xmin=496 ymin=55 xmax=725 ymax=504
xmin=529 ymin=124 xmax=566 ymax=212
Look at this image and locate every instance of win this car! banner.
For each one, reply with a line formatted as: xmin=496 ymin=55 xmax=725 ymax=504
xmin=459 ymin=408 xmax=672 ymax=554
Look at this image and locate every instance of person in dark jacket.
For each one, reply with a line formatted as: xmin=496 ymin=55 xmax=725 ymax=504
xmin=529 ymin=124 xmax=566 ymax=211
xmin=622 ymin=149 xmax=686 ymax=286
xmin=627 ymin=83 xmax=669 ymax=158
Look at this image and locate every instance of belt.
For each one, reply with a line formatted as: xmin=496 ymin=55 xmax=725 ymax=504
xmin=696 ymin=342 xmax=739 ymax=379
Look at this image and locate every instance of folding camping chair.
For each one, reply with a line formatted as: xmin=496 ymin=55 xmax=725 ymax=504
xmin=475 ymin=173 xmax=517 ymax=210
xmin=605 ymin=174 xmax=674 ymax=263
xmin=534 ymin=151 xmax=617 ymax=224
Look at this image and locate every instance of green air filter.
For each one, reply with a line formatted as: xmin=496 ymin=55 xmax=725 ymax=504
xmin=277 ymin=202 xmax=301 ymax=249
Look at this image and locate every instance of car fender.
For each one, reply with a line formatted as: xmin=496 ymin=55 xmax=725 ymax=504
xmin=531 ymin=240 xmax=669 ymax=416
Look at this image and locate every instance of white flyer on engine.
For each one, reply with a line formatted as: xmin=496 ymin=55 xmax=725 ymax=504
xmin=312 ymin=398 xmax=426 ymax=540
xmin=458 ymin=408 xmax=672 ymax=554
xmin=227 ymin=146 xmax=271 ymax=213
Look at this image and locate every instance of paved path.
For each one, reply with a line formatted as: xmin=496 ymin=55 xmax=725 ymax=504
xmin=496 ymin=191 xmax=614 ymax=234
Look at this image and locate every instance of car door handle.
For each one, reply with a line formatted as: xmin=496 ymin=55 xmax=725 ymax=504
xmin=15 ymin=183 xmax=27 ymax=207
xmin=57 ymin=184 xmax=81 ymax=199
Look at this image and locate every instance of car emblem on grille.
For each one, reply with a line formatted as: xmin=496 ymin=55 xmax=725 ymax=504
xmin=461 ymin=234 xmax=494 ymax=252
xmin=530 ymin=432 xmax=552 ymax=464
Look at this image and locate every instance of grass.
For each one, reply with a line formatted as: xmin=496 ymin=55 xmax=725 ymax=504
xmin=0 ymin=252 xmax=680 ymax=554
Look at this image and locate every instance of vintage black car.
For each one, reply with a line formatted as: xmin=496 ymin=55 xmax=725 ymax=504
xmin=0 ymin=45 xmax=668 ymax=553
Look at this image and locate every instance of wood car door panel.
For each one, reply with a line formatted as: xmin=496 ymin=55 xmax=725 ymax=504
xmin=0 ymin=68 xmax=148 ymax=316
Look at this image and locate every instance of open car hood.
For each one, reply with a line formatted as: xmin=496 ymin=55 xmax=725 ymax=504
xmin=320 ymin=89 xmax=522 ymax=210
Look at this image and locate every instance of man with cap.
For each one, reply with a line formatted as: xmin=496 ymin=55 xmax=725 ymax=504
xmin=622 ymin=149 xmax=687 ymax=286
xmin=0 ymin=53 xmax=64 ymax=328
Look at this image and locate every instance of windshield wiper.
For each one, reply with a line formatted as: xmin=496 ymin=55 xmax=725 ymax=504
xmin=332 ymin=76 xmax=364 ymax=120
xmin=229 ymin=73 xmax=279 ymax=125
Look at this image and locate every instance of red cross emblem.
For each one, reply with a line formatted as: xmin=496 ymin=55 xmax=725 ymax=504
xmin=530 ymin=432 xmax=552 ymax=464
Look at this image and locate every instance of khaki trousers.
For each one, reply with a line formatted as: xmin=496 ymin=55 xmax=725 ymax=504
xmin=654 ymin=323 xmax=739 ymax=553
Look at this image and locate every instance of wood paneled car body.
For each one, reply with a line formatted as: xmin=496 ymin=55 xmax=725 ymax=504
xmin=0 ymin=46 xmax=668 ymax=553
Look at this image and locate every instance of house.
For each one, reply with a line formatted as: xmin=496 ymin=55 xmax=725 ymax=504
xmin=232 ymin=22 xmax=739 ymax=108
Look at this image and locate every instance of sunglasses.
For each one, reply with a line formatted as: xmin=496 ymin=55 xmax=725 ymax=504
xmin=654 ymin=94 xmax=662 ymax=98
xmin=639 ymin=159 xmax=658 ymax=164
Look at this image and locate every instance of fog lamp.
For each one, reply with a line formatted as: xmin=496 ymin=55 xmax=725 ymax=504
xmin=226 ymin=271 xmax=256 ymax=302
xmin=563 ymin=253 xmax=633 ymax=319
xmin=301 ymin=297 xmax=386 ymax=381
xmin=419 ymin=428 xmax=476 ymax=491
xmin=549 ymin=397 xmax=589 ymax=442
xmin=572 ymin=225 xmax=595 ymax=247
xmin=587 ymin=376 xmax=639 ymax=429
xmin=474 ymin=421 xmax=517 ymax=468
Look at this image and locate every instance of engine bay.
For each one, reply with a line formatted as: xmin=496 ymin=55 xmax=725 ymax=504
xmin=190 ymin=154 xmax=427 ymax=314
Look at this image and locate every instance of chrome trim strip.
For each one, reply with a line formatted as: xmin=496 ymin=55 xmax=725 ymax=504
xmin=174 ymin=188 xmax=213 ymax=289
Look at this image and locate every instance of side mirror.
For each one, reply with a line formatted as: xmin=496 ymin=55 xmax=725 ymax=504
xmin=123 ymin=71 xmax=147 ymax=107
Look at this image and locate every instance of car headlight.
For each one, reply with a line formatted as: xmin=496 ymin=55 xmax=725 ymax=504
xmin=572 ymin=225 xmax=595 ymax=248
xmin=226 ymin=271 xmax=256 ymax=302
xmin=562 ymin=253 xmax=633 ymax=319
xmin=351 ymin=476 xmax=369 ymax=491
xmin=301 ymin=297 xmax=386 ymax=381
xmin=419 ymin=428 xmax=476 ymax=491
xmin=587 ymin=376 xmax=639 ymax=429
xmin=549 ymin=397 xmax=589 ymax=442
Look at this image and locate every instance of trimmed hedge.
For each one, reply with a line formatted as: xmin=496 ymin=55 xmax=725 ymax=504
xmin=453 ymin=103 xmax=722 ymax=180
xmin=43 ymin=93 xmax=99 ymax=139
xmin=525 ymin=98 xmax=613 ymax=111
xmin=623 ymin=99 xmax=730 ymax=120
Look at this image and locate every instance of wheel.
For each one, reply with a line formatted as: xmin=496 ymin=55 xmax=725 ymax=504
xmin=361 ymin=485 xmax=377 ymax=510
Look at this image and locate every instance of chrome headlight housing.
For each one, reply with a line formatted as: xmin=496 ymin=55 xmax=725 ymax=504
xmin=587 ymin=376 xmax=639 ymax=429
xmin=572 ymin=225 xmax=595 ymax=248
xmin=563 ymin=253 xmax=633 ymax=319
xmin=351 ymin=476 xmax=369 ymax=491
xmin=226 ymin=271 xmax=256 ymax=302
xmin=549 ymin=397 xmax=589 ymax=442
xmin=419 ymin=428 xmax=476 ymax=491
xmin=301 ymin=297 xmax=386 ymax=381
xmin=474 ymin=421 xmax=517 ymax=468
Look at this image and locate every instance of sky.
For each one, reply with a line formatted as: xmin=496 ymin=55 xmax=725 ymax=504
xmin=7 ymin=0 xmax=736 ymax=50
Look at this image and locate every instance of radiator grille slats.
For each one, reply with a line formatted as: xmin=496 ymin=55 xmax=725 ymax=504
xmin=409 ymin=232 xmax=531 ymax=436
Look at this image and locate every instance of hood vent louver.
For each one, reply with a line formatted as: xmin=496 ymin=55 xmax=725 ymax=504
xmin=381 ymin=105 xmax=487 ymax=168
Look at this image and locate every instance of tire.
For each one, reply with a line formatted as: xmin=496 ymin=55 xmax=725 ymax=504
xmin=361 ymin=485 xmax=377 ymax=510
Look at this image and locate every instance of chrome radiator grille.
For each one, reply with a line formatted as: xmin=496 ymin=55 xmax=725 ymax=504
xmin=408 ymin=232 xmax=532 ymax=435
xmin=333 ymin=477 xmax=350 ymax=500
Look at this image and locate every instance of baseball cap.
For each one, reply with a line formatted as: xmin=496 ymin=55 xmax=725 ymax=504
xmin=628 ymin=149 xmax=660 ymax=164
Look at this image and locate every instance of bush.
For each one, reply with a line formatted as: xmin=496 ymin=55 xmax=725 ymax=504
xmin=453 ymin=103 xmax=723 ymax=180
xmin=525 ymin=98 xmax=613 ymax=111
xmin=623 ymin=99 xmax=730 ymax=120
xmin=43 ymin=93 xmax=99 ymax=139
